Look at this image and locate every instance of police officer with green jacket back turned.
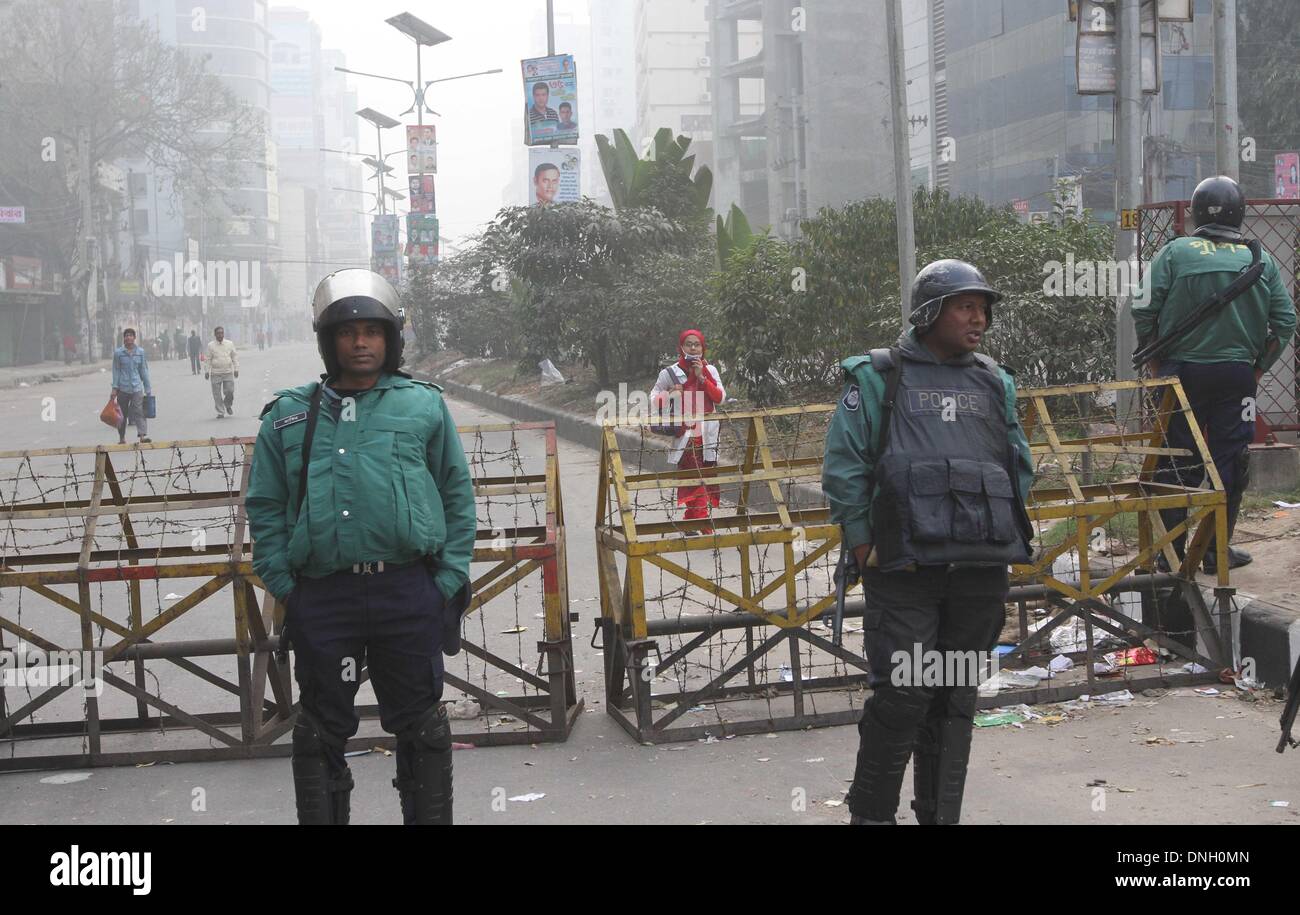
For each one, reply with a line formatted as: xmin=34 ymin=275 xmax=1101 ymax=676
xmin=823 ymin=260 xmax=1035 ymax=825
xmin=247 ymin=269 xmax=476 ymax=825
xmin=1132 ymin=175 xmax=1296 ymax=574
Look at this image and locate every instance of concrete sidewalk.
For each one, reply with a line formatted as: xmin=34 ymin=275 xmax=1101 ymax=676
xmin=0 ymin=358 xmax=112 ymax=389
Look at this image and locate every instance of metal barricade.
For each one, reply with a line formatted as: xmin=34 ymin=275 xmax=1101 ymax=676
xmin=0 ymin=422 xmax=578 ymax=771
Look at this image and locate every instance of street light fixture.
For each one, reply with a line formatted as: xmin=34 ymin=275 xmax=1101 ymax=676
xmin=385 ymin=12 xmax=451 ymax=47
xmin=355 ymin=108 xmax=401 ymax=212
xmin=362 ymin=157 xmax=396 ymax=176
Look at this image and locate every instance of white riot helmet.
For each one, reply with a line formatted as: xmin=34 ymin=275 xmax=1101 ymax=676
xmin=311 ymin=269 xmax=405 ymax=375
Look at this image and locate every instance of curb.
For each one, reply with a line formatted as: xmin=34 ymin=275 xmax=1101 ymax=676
xmin=1233 ymin=592 xmax=1300 ymax=689
xmin=1 ymin=362 xmax=111 ymax=389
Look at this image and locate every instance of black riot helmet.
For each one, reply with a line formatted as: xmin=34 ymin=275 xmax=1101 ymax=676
xmin=1190 ymin=175 xmax=1246 ymax=241
xmin=311 ymin=269 xmax=406 ymax=377
xmin=908 ymin=259 xmax=1003 ymax=333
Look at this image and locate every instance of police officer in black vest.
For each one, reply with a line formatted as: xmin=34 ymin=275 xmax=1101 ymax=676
xmin=823 ymin=260 xmax=1036 ymax=824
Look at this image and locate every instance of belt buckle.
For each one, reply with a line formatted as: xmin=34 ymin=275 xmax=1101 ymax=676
xmin=353 ymin=561 xmax=383 ymax=575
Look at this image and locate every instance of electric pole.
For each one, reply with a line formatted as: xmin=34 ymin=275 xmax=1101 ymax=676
xmin=1213 ymin=0 xmax=1240 ymax=180
xmin=886 ymin=0 xmax=916 ymax=329
xmin=1114 ymin=0 xmax=1142 ymax=399
xmin=79 ymin=126 xmax=96 ymax=366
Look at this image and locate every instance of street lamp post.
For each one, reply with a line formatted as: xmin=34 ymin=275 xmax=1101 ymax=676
xmin=354 ymin=108 xmax=402 ymax=213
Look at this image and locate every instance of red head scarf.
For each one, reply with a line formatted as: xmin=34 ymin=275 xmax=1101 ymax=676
xmin=677 ymin=329 xmax=706 ymax=371
xmin=675 ymin=328 xmax=716 ymax=416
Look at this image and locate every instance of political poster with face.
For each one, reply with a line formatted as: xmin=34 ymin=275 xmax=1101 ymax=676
xmin=406 ymin=124 xmax=437 ymax=174
xmin=529 ymin=149 xmax=580 ymax=206
xmin=522 ymin=54 xmax=578 ymax=146
xmin=408 ymin=174 xmax=436 ymax=214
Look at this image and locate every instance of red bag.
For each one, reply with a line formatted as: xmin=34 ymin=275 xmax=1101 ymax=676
xmin=100 ymin=393 xmax=123 ymax=429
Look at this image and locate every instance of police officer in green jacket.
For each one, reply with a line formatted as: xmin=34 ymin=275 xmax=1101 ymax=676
xmin=823 ymin=259 xmax=1035 ymax=825
xmin=1134 ymin=176 xmax=1296 ymax=573
xmin=246 ymin=269 xmax=476 ymax=825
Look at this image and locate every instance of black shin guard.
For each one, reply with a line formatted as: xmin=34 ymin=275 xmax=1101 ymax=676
xmin=846 ymin=686 xmax=931 ymax=822
xmin=393 ymin=705 xmax=454 ymax=825
xmin=910 ymin=714 xmax=976 ymax=825
xmin=291 ymin=718 xmax=352 ymax=825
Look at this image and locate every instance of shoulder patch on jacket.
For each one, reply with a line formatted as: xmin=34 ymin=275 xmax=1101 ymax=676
xmin=259 ymin=397 xmax=282 ymax=420
xmin=412 ymin=379 xmax=444 ymax=393
xmin=840 ymin=354 xmax=871 ymax=376
xmin=841 ymin=384 xmax=861 ymax=412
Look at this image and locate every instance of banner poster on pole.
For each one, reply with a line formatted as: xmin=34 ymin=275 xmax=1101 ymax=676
xmin=408 ymin=174 xmax=436 ymax=214
xmin=522 ymin=54 xmax=579 ymax=146
xmin=1275 ymin=153 xmax=1299 ymax=199
xmin=406 ymin=214 xmax=439 ymax=264
xmin=406 ymin=125 xmax=437 ymax=174
xmin=371 ymin=215 xmax=400 ymax=253
xmin=529 ymin=148 xmax=580 ymax=206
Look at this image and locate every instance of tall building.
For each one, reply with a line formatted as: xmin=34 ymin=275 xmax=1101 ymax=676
xmin=634 ymin=0 xmax=721 ymax=172
xmin=588 ymin=0 xmax=638 ymax=205
xmin=940 ymin=0 xmax=1216 ymax=221
xmin=319 ymin=50 xmax=367 ymax=272
xmin=709 ymin=0 xmax=893 ymax=236
xmin=173 ymin=0 xmax=281 ymax=343
xmin=269 ymin=7 xmax=323 ymax=329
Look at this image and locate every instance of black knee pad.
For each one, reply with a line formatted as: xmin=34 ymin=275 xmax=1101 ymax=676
xmin=865 ymin=685 xmax=931 ymax=733
xmin=403 ymin=704 xmax=452 ymax=752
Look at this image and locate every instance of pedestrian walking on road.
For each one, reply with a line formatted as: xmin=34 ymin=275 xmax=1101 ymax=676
xmin=1133 ymin=175 xmax=1297 ymax=574
xmin=246 ymin=268 xmax=476 ymax=825
xmin=650 ymin=329 xmax=726 ymax=535
xmin=174 ymin=327 xmax=186 ymax=361
xmin=158 ymin=331 xmax=171 ymax=361
xmin=111 ymin=328 xmax=153 ymax=445
xmin=206 ymin=326 xmax=239 ymax=418
xmin=187 ymin=330 xmax=201 ymax=374
xmin=823 ymin=259 xmax=1036 ymax=825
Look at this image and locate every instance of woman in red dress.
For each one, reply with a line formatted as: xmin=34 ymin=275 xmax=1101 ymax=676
xmin=651 ymin=329 xmax=726 ymax=534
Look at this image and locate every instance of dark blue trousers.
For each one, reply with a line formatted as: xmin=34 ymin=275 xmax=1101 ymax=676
xmin=287 ymin=562 xmax=445 ymax=776
xmin=1155 ymin=360 xmax=1255 ymax=498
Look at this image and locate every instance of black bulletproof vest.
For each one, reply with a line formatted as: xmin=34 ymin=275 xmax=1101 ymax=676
xmin=870 ymin=349 xmax=1032 ymax=571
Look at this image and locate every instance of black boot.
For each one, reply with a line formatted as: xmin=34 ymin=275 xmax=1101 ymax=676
xmin=845 ymin=687 xmax=930 ymax=823
xmin=291 ymin=719 xmax=352 ymax=825
xmin=393 ymin=705 xmax=454 ymax=824
xmin=910 ymin=714 xmax=976 ymax=825
xmin=1203 ymin=488 xmax=1252 ymax=574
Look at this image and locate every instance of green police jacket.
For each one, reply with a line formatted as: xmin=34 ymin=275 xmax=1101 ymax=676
xmin=822 ymin=330 xmax=1035 ymax=553
xmin=1132 ymin=235 xmax=1296 ymax=371
xmin=246 ymin=373 xmax=476 ymax=605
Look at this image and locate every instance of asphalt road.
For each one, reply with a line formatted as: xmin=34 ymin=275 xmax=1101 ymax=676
xmin=1 ymin=342 xmax=1297 ymax=824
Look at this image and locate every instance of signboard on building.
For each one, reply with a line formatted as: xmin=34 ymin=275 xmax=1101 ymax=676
xmin=522 ymin=54 xmax=579 ymax=146
xmin=0 ymin=206 xmax=26 ymax=224
xmin=1276 ymin=153 xmax=1300 ymax=199
xmin=1012 ymin=198 xmax=1030 ymax=220
xmin=407 ymin=125 xmax=437 ymax=175
xmin=1076 ymin=0 xmax=1160 ymax=95
xmin=529 ymin=149 xmax=581 ymax=205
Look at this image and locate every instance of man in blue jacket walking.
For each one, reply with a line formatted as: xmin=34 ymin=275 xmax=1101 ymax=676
xmin=111 ymin=328 xmax=152 ymax=444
